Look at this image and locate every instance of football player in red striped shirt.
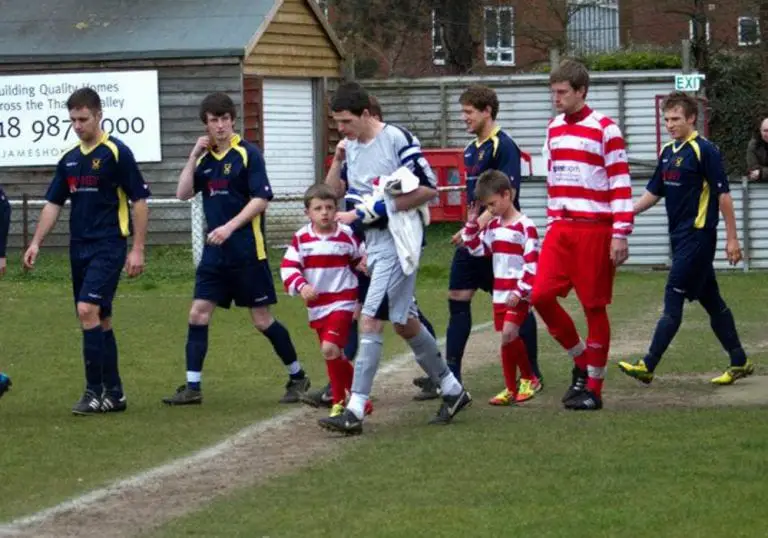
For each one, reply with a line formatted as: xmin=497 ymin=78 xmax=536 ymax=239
xmin=531 ymin=60 xmax=634 ymax=411
xmin=281 ymin=184 xmax=372 ymax=418
xmin=461 ymin=170 xmax=541 ymax=405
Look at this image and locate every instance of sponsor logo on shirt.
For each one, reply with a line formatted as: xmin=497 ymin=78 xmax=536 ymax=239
xmin=207 ymin=178 xmax=229 ymax=197
xmin=67 ymin=175 xmax=100 ymax=193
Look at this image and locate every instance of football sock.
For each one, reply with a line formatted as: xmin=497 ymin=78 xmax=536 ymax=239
xmin=102 ymin=329 xmax=123 ymax=398
xmin=446 ymin=299 xmax=472 ymax=382
xmin=584 ymin=307 xmax=610 ymax=397
xmin=82 ymin=326 xmax=105 ymax=394
xmin=185 ymin=324 xmax=208 ymax=391
xmin=261 ymin=321 xmax=304 ymax=379
xmin=519 ymin=311 xmax=540 ymax=378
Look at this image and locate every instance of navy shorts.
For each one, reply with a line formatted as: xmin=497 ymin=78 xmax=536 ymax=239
xmin=70 ymin=239 xmax=127 ymax=319
xmin=194 ymin=260 xmax=277 ymax=309
xmin=448 ymin=246 xmax=494 ymax=292
xmin=668 ymin=231 xmax=717 ymax=301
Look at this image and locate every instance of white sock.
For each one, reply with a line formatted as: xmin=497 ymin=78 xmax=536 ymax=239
xmin=287 ymin=361 xmax=302 ymax=376
xmin=347 ymin=393 xmax=368 ymax=420
xmin=439 ymin=371 xmax=462 ymax=397
xmin=186 ymin=371 xmax=201 ymax=383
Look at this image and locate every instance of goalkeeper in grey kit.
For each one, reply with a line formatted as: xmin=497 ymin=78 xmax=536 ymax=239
xmin=319 ymin=82 xmax=472 ymax=435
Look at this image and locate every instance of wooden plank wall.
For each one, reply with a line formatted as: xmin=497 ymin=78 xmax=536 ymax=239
xmin=244 ymin=0 xmax=341 ymax=78
xmin=243 ymin=76 xmax=264 ymax=150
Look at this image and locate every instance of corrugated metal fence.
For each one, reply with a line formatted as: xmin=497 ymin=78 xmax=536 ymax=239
xmin=356 ymin=70 xmax=693 ymax=167
xmin=514 ymin=178 xmax=766 ymax=271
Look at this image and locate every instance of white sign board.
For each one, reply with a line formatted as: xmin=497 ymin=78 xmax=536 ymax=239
xmin=674 ymin=73 xmax=705 ymax=92
xmin=0 ymin=70 xmax=162 ymax=167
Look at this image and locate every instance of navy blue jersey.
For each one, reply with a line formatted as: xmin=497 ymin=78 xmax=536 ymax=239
xmin=45 ymin=134 xmax=151 ymax=242
xmin=646 ymin=132 xmax=729 ymax=238
xmin=464 ymin=126 xmax=522 ymax=208
xmin=194 ymin=134 xmax=273 ymax=263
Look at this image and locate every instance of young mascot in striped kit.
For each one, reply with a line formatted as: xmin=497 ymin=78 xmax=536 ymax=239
xmin=281 ymin=184 xmax=372 ymax=418
xmin=531 ymin=60 xmax=634 ymax=411
xmin=461 ymin=170 xmax=541 ymax=405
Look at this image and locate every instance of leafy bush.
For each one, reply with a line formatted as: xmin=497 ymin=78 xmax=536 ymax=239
xmin=584 ymin=49 xmax=682 ymax=71
xmin=707 ymin=51 xmax=768 ymax=175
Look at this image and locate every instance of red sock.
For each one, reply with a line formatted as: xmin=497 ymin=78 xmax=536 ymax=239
xmin=511 ymin=337 xmax=533 ymax=379
xmin=500 ymin=342 xmax=518 ymax=393
xmin=535 ymin=299 xmax=585 ymax=369
xmin=326 ymin=358 xmax=347 ymax=404
xmin=584 ymin=307 xmax=610 ymax=397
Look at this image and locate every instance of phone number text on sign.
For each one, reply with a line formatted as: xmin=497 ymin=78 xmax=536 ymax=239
xmin=0 ymin=71 xmax=162 ymax=167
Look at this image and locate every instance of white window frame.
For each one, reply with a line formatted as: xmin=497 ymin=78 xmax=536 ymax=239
xmin=432 ymin=9 xmax=446 ymax=66
xmin=484 ymin=6 xmax=515 ymax=67
xmin=688 ymin=19 xmax=711 ymax=44
xmin=738 ymin=16 xmax=760 ymax=46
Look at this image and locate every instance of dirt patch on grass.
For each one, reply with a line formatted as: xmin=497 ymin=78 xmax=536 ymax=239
xmin=0 ymin=326 xmax=502 ymax=538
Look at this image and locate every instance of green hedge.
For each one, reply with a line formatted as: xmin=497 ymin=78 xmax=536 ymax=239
xmin=532 ymin=49 xmax=683 ymax=73
xmin=707 ymin=51 xmax=768 ymax=176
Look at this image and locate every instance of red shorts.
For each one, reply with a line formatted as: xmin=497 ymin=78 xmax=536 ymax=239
xmin=310 ymin=310 xmax=354 ymax=349
xmin=532 ymin=221 xmax=616 ymax=308
xmin=493 ymin=302 xmax=530 ymax=332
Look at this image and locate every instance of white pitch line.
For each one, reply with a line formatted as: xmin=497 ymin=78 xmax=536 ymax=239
xmin=0 ymin=321 xmax=494 ymax=535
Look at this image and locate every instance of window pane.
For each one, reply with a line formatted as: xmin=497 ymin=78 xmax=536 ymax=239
xmin=500 ymin=9 xmax=513 ymax=48
xmin=741 ymin=18 xmax=759 ymax=44
xmin=486 ymin=51 xmax=498 ymax=63
xmin=500 ymin=51 xmax=513 ymax=63
xmin=485 ymin=8 xmax=498 ymax=47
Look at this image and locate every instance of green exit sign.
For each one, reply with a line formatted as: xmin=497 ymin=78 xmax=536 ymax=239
xmin=675 ymin=74 xmax=706 ymax=91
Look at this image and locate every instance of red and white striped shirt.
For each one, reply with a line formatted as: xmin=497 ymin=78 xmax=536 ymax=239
xmin=461 ymin=214 xmax=539 ymax=306
xmin=544 ymin=105 xmax=634 ymax=238
xmin=280 ymin=223 xmax=364 ymax=322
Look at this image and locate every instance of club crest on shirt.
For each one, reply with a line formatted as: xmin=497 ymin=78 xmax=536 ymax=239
xmin=223 ymin=163 xmax=232 ymax=175
xmin=477 ymin=149 xmax=485 ymax=161
xmin=674 ymin=157 xmax=684 ymax=168
xmin=91 ymin=158 xmax=101 ymax=171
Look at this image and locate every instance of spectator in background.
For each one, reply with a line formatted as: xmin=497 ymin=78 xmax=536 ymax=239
xmin=746 ymin=116 xmax=768 ymax=182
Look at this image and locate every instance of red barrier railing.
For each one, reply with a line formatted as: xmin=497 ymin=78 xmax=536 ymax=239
xmin=324 ymin=148 xmax=533 ymax=222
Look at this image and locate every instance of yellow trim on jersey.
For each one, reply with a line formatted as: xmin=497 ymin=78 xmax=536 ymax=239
xmin=252 ymin=213 xmax=267 ymax=260
xmin=688 ymin=138 xmax=702 ymax=162
xmin=475 ymin=125 xmax=501 ymax=149
xmin=695 ymin=179 xmax=710 ymax=229
xmin=660 ymin=140 xmax=675 ymax=156
xmin=103 ymin=138 xmax=120 ymax=162
xmin=117 ymin=187 xmax=130 ymax=237
xmin=209 ymin=134 xmax=245 ymax=162
xmin=196 ymin=152 xmax=208 ymax=167
xmin=80 ymin=132 xmax=111 ymax=156
xmin=688 ymin=137 xmax=708 ymax=228
xmin=671 ymin=130 xmax=699 ymax=154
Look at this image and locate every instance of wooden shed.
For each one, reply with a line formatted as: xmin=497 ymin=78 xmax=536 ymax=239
xmin=0 ymin=0 xmax=344 ymax=245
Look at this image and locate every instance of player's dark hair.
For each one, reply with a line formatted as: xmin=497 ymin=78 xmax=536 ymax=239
xmin=199 ymin=92 xmax=237 ymax=123
xmin=475 ymin=170 xmax=516 ymax=202
xmin=662 ymin=91 xmax=699 ymax=121
xmin=369 ymin=95 xmax=383 ymax=121
xmin=459 ymin=85 xmax=499 ymax=120
xmin=331 ymin=82 xmax=370 ymax=116
xmin=304 ymin=183 xmax=338 ymax=209
xmin=550 ymin=59 xmax=590 ymax=97
xmin=66 ymin=88 xmax=102 ymax=113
